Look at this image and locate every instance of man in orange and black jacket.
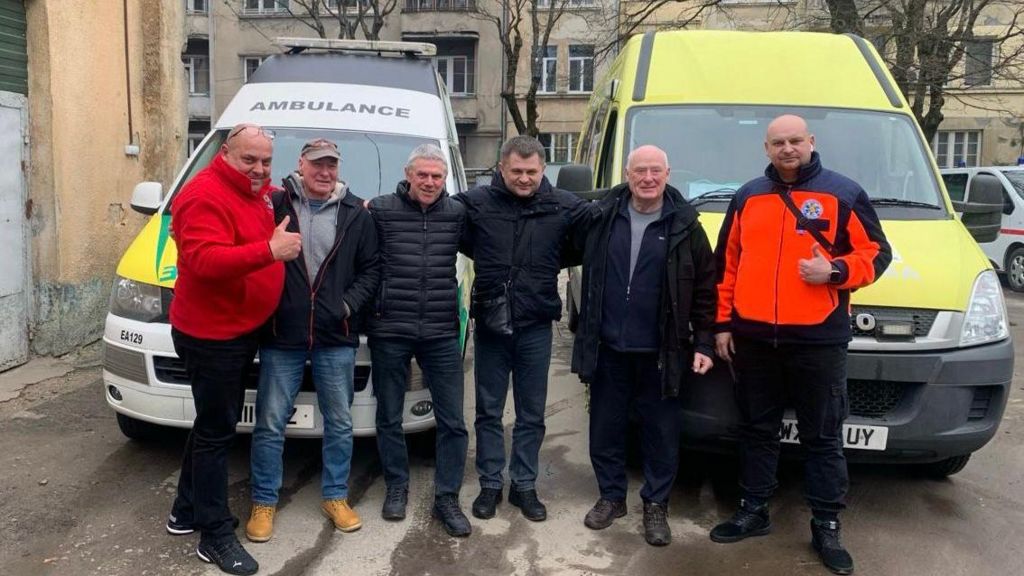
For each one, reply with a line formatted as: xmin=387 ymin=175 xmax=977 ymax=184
xmin=709 ymin=115 xmax=891 ymax=576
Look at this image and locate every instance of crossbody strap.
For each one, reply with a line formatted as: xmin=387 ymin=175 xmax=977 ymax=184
xmin=775 ymin=187 xmax=840 ymax=257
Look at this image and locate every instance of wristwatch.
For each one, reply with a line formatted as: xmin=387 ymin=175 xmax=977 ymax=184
xmin=828 ymin=262 xmax=843 ymax=284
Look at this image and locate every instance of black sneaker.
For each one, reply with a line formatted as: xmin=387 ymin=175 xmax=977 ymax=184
xmin=584 ymin=498 xmax=627 ymax=530
xmin=166 ymin=514 xmax=194 ymax=535
xmin=811 ymin=518 xmax=855 ymax=575
xmin=508 ymin=488 xmax=547 ymax=522
xmin=432 ymin=494 xmax=472 ymax=537
xmin=709 ymin=499 xmax=771 ymax=543
xmin=471 ymin=487 xmax=502 ymax=519
xmin=196 ymin=537 xmax=259 ymax=576
xmin=382 ymin=485 xmax=408 ymax=521
xmin=642 ymin=502 xmax=671 ymax=546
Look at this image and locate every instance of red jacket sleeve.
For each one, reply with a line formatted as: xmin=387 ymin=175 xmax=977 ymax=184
xmin=172 ymin=192 xmax=275 ymax=281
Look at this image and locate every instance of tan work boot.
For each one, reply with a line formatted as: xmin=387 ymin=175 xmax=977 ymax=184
xmin=321 ymin=498 xmax=362 ymax=532
xmin=245 ymin=503 xmax=276 ymax=543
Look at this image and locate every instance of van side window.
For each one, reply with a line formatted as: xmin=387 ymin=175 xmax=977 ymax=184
xmin=597 ymin=109 xmax=618 ymax=188
xmin=942 ymin=173 xmax=968 ymax=202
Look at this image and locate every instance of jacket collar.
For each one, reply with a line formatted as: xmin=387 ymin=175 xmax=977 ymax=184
xmin=606 ymin=182 xmax=698 ymax=230
xmin=765 ymin=151 xmax=823 ymax=187
xmin=283 ymin=172 xmax=348 ymax=207
xmin=210 ymin=153 xmax=271 ymax=198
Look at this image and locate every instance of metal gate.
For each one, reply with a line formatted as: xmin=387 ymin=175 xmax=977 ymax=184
xmin=0 ymin=92 xmax=28 ymax=371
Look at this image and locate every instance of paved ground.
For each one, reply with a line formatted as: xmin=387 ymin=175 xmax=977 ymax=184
xmin=1 ymin=293 xmax=1022 ymax=576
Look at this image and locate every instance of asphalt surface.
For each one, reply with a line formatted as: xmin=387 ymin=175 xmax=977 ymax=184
xmin=1 ymin=293 xmax=1022 ymax=576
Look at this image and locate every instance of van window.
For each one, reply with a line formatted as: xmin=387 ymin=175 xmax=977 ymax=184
xmin=624 ymin=105 xmax=946 ymax=216
xmin=942 ymin=173 xmax=968 ymax=202
xmin=166 ymin=128 xmax=440 ymax=212
xmin=1001 ymin=170 xmax=1024 ymax=202
xmin=597 ymin=109 xmax=618 ymax=188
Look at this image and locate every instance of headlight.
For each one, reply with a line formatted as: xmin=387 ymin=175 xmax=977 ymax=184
xmin=959 ymin=270 xmax=1009 ymax=347
xmin=109 ymin=275 xmax=163 ymax=322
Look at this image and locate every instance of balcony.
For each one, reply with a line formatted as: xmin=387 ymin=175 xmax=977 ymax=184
xmin=404 ymin=0 xmax=476 ymax=12
xmin=188 ymin=95 xmax=211 ymax=119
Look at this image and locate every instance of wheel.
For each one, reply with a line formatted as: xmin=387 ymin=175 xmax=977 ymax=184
xmin=921 ymin=454 xmax=971 ymax=478
xmin=1005 ymin=246 xmax=1024 ymax=292
xmin=115 ymin=412 xmax=162 ymax=441
xmin=566 ymin=281 xmax=580 ymax=333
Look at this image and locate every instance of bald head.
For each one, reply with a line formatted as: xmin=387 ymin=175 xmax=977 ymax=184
xmin=764 ymin=114 xmax=814 ymax=182
xmin=626 ymin=145 xmax=670 ymax=172
xmin=625 ymin=145 xmax=671 ymax=210
xmin=221 ymin=123 xmax=273 ymax=191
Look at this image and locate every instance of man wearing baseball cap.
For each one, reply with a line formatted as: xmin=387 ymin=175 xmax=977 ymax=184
xmin=246 ymin=137 xmax=380 ymax=543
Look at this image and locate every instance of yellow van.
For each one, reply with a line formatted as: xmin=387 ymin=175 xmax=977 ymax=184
xmin=561 ymin=30 xmax=1012 ymax=477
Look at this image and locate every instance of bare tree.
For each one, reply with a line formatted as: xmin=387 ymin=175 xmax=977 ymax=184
xmin=280 ymin=0 xmax=398 ymax=40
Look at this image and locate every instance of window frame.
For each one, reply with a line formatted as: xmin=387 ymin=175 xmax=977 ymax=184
xmin=964 ymin=39 xmax=995 ymax=87
xmin=933 ymin=130 xmax=982 ymax=168
xmin=435 ymin=55 xmax=474 ymax=96
xmin=186 ymin=0 xmax=208 ymax=13
xmin=183 ymin=55 xmax=210 ymax=95
xmin=242 ymin=56 xmax=267 ymax=83
xmin=539 ymin=45 xmax=557 ymax=94
xmin=243 ymin=0 xmax=290 ymax=15
xmin=567 ymin=44 xmax=594 ymax=93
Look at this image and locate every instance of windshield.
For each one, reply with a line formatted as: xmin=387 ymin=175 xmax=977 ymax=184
xmin=625 ymin=105 xmax=946 ymax=215
xmin=166 ymin=128 xmax=444 ymax=212
xmin=1000 ymin=170 xmax=1024 ymax=201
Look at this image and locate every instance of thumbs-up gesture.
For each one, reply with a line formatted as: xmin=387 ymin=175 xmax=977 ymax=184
xmin=269 ymin=215 xmax=302 ymax=262
xmin=798 ymin=243 xmax=831 ymax=285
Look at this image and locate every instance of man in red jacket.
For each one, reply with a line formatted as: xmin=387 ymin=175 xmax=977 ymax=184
xmin=166 ymin=123 xmax=300 ymax=576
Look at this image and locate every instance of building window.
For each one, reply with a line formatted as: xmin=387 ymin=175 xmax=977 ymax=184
xmin=539 ymin=45 xmax=557 ymax=94
xmin=243 ymin=56 xmax=266 ymax=83
xmin=933 ymin=130 xmax=981 ymax=168
xmin=568 ymin=45 xmax=594 ymax=93
xmin=405 ymin=0 xmax=473 ymax=9
xmin=243 ymin=0 xmax=289 ymax=14
xmin=537 ymin=0 xmax=594 ymax=7
xmin=187 ymin=120 xmax=210 ymax=156
xmin=183 ymin=55 xmax=210 ymax=95
xmin=435 ymin=55 xmax=474 ymax=95
xmin=964 ymin=40 xmax=994 ymax=86
xmin=186 ymin=0 xmax=208 ymax=13
xmin=539 ymin=133 xmax=576 ymax=164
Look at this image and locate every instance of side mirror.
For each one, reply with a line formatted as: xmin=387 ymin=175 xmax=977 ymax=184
xmin=556 ymin=164 xmax=609 ymax=201
xmin=131 ymin=182 xmax=163 ymax=215
xmin=958 ymin=173 xmax=1003 ymax=243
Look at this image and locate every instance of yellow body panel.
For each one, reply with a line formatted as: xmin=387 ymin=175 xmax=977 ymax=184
xmin=115 ymin=214 xmax=178 ymax=288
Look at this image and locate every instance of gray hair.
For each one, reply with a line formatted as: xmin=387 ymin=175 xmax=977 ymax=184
xmin=500 ymin=135 xmax=546 ymax=163
xmin=405 ymin=143 xmax=448 ymax=170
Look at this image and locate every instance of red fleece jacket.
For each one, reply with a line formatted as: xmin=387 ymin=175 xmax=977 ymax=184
xmin=169 ymin=153 xmax=284 ymax=340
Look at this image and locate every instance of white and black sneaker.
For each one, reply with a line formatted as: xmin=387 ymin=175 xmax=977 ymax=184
xmin=165 ymin=514 xmax=194 ymax=536
xmin=196 ymin=537 xmax=259 ymax=576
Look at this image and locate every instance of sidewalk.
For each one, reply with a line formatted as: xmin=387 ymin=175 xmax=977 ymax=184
xmin=0 ymin=341 xmax=102 ymax=405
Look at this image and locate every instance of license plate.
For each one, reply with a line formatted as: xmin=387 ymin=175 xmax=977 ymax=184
xmin=779 ymin=419 xmax=888 ymax=451
xmin=239 ymin=403 xmax=315 ymax=430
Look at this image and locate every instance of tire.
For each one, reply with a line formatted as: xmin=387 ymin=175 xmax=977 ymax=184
xmin=115 ymin=412 xmax=162 ymax=441
xmin=922 ymin=454 xmax=971 ymax=479
xmin=566 ymin=281 xmax=580 ymax=333
xmin=1005 ymin=246 xmax=1024 ymax=292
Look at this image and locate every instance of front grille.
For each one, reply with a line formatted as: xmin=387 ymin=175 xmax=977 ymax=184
xmin=153 ymin=355 xmax=370 ymax=393
xmin=850 ymin=306 xmax=939 ymax=338
xmin=968 ymin=387 xmax=995 ymax=421
xmin=104 ymin=343 xmax=149 ymax=384
xmin=153 ymin=355 xmax=190 ymax=384
xmin=847 ymin=379 xmax=906 ymax=418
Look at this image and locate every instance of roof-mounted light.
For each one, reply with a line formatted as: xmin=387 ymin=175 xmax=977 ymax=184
xmin=274 ymin=37 xmax=436 ymax=57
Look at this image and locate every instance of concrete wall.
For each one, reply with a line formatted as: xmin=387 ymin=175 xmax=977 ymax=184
xmin=25 ymin=0 xmax=185 ymax=355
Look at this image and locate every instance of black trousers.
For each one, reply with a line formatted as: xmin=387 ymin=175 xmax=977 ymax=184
xmin=589 ymin=347 xmax=681 ymax=506
xmin=732 ymin=336 xmax=849 ymax=514
xmin=170 ymin=328 xmax=259 ymax=543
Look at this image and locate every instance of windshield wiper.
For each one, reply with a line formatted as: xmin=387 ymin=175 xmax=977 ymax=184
xmin=690 ymin=189 xmax=736 ymax=207
xmin=869 ymin=197 xmax=941 ymax=210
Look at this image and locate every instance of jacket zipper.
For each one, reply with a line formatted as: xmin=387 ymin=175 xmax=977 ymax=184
xmin=420 ymin=209 xmax=428 ymax=340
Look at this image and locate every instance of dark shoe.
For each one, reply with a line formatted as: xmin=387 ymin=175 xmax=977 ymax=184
xmin=709 ymin=499 xmax=772 ymax=543
xmin=196 ymin=537 xmax=259 ymax=576
xmin=432 ymin=494 xmax=472 ymax=537
xmin=812 ymin=518 xmax=855 ymax=575
xmin=382 ymin=485 xmax=408 ymax=521
xmin=584 ymin=498 xmax=627 ymax=530
xmin=508 ymin=489 xmax=547 ymax=521
xmin=166 ymin=514 xmax=194 ymax=535
xmin=471 ymin=487 xmax=502 ymax=519
xmin=642 ymin=502 xmax=671 ymax=546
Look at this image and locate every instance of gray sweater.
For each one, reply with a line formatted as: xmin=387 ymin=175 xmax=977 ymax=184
xmin=284 ymin=173 xmax=348 ymax=280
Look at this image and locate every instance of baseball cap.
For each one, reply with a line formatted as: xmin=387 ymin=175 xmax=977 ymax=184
xmin=301 ymin=138 xmax=341 ymax=161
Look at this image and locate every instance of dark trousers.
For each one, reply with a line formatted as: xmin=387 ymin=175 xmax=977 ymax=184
xmin=170 ymin=328 xmax=258 ymax=543
xmin=732 ymin=336 xmax=850 ymax=514
xmin=590 ymin=347 xmax=681 ymax=506
xmin=474 ymin=323 xmax=553 ymax=491
xmin=370 ymin=336 xmax=468 ymax=496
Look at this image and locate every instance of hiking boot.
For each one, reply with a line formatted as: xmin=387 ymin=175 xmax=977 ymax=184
xmin=166 ymin=513 xmax=194 ymax=536
xmin=382 ymin=485 xmax=408 ymax=521
xmin=321 ymin=498 xmax=362 ymax=532
xmin=584 ymin=498 xmax=627 ymax=530
xmin=811 ymin=518 xmax=855 ymax=575
xmin=245 ymin=503 xmax=276 ymax=543
xmin=509 ymin=488 xmax=547 ymax=522
xmin=471 ymin=487 xmax=502 ymax=519
xmin=196 ymin=536 xmax=258 ymax=576
xmin=642 ymin=501 xmax=671 ymax=546
xmin=709 ymin=499 xmax=772 ymax=543
xmin=432 ymin=494 xmax=472 ymax=537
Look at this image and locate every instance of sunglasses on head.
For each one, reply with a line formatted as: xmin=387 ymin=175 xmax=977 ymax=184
xmin=226 ymin=125 xmax=275 ymax=141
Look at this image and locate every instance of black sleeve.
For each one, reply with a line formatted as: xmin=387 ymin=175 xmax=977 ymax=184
xmin=342 ymin=211 xmax=381 ymax=316
xmin=560 ymin=192 xmax=596 ymax=268
xmin=689 ymin=221 xmax=718 ymax=358
xmin=453 ymin=193 xmax=475 ymax=258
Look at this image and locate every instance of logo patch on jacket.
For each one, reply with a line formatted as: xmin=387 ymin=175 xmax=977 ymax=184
xmin=800 ymin=199 xmax=824 ymax=219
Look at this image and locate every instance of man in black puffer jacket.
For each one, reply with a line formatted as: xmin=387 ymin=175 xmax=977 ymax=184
xmin=367 ymin=144 xmax=471 ymax=537
xmin=457 ymin=136 xmax=594 ymax=522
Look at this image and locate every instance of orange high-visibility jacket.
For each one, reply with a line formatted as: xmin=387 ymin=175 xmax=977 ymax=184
xmin=714 ymin=154 xmax=892 ymax=345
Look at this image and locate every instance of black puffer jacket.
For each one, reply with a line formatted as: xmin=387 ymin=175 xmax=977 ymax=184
xmin=457 ymin=172 xmax=590 ymax=330
xmin=264 ymin=187 xmax=380 ymax=349
xmin=367 ymin=182 xmax=466 ymax=340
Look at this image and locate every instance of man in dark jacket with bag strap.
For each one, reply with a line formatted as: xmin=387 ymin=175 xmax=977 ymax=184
xmin=570 ymin=145 xmax=717 ymax=547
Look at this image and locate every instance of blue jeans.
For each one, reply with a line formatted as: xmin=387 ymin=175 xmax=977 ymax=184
xmin=250 ymin=346 xmax=356 ymax=504
xmin=370 ymin=336 xmax=467 ymax=496
xmin=474 ymin=323 xmax=553 ymax=491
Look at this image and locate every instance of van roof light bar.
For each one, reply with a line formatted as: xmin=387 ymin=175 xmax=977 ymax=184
xmin=274 ymin=37 xmax=436 ymax=57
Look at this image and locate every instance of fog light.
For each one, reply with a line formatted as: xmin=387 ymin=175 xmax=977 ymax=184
xmin=108 ymin=385 xmax=123 ymax=401
xmin=879 ymin=322 xmax=914 ymax=338
xmin=411 ymin=400 xmax=433 ymax=417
